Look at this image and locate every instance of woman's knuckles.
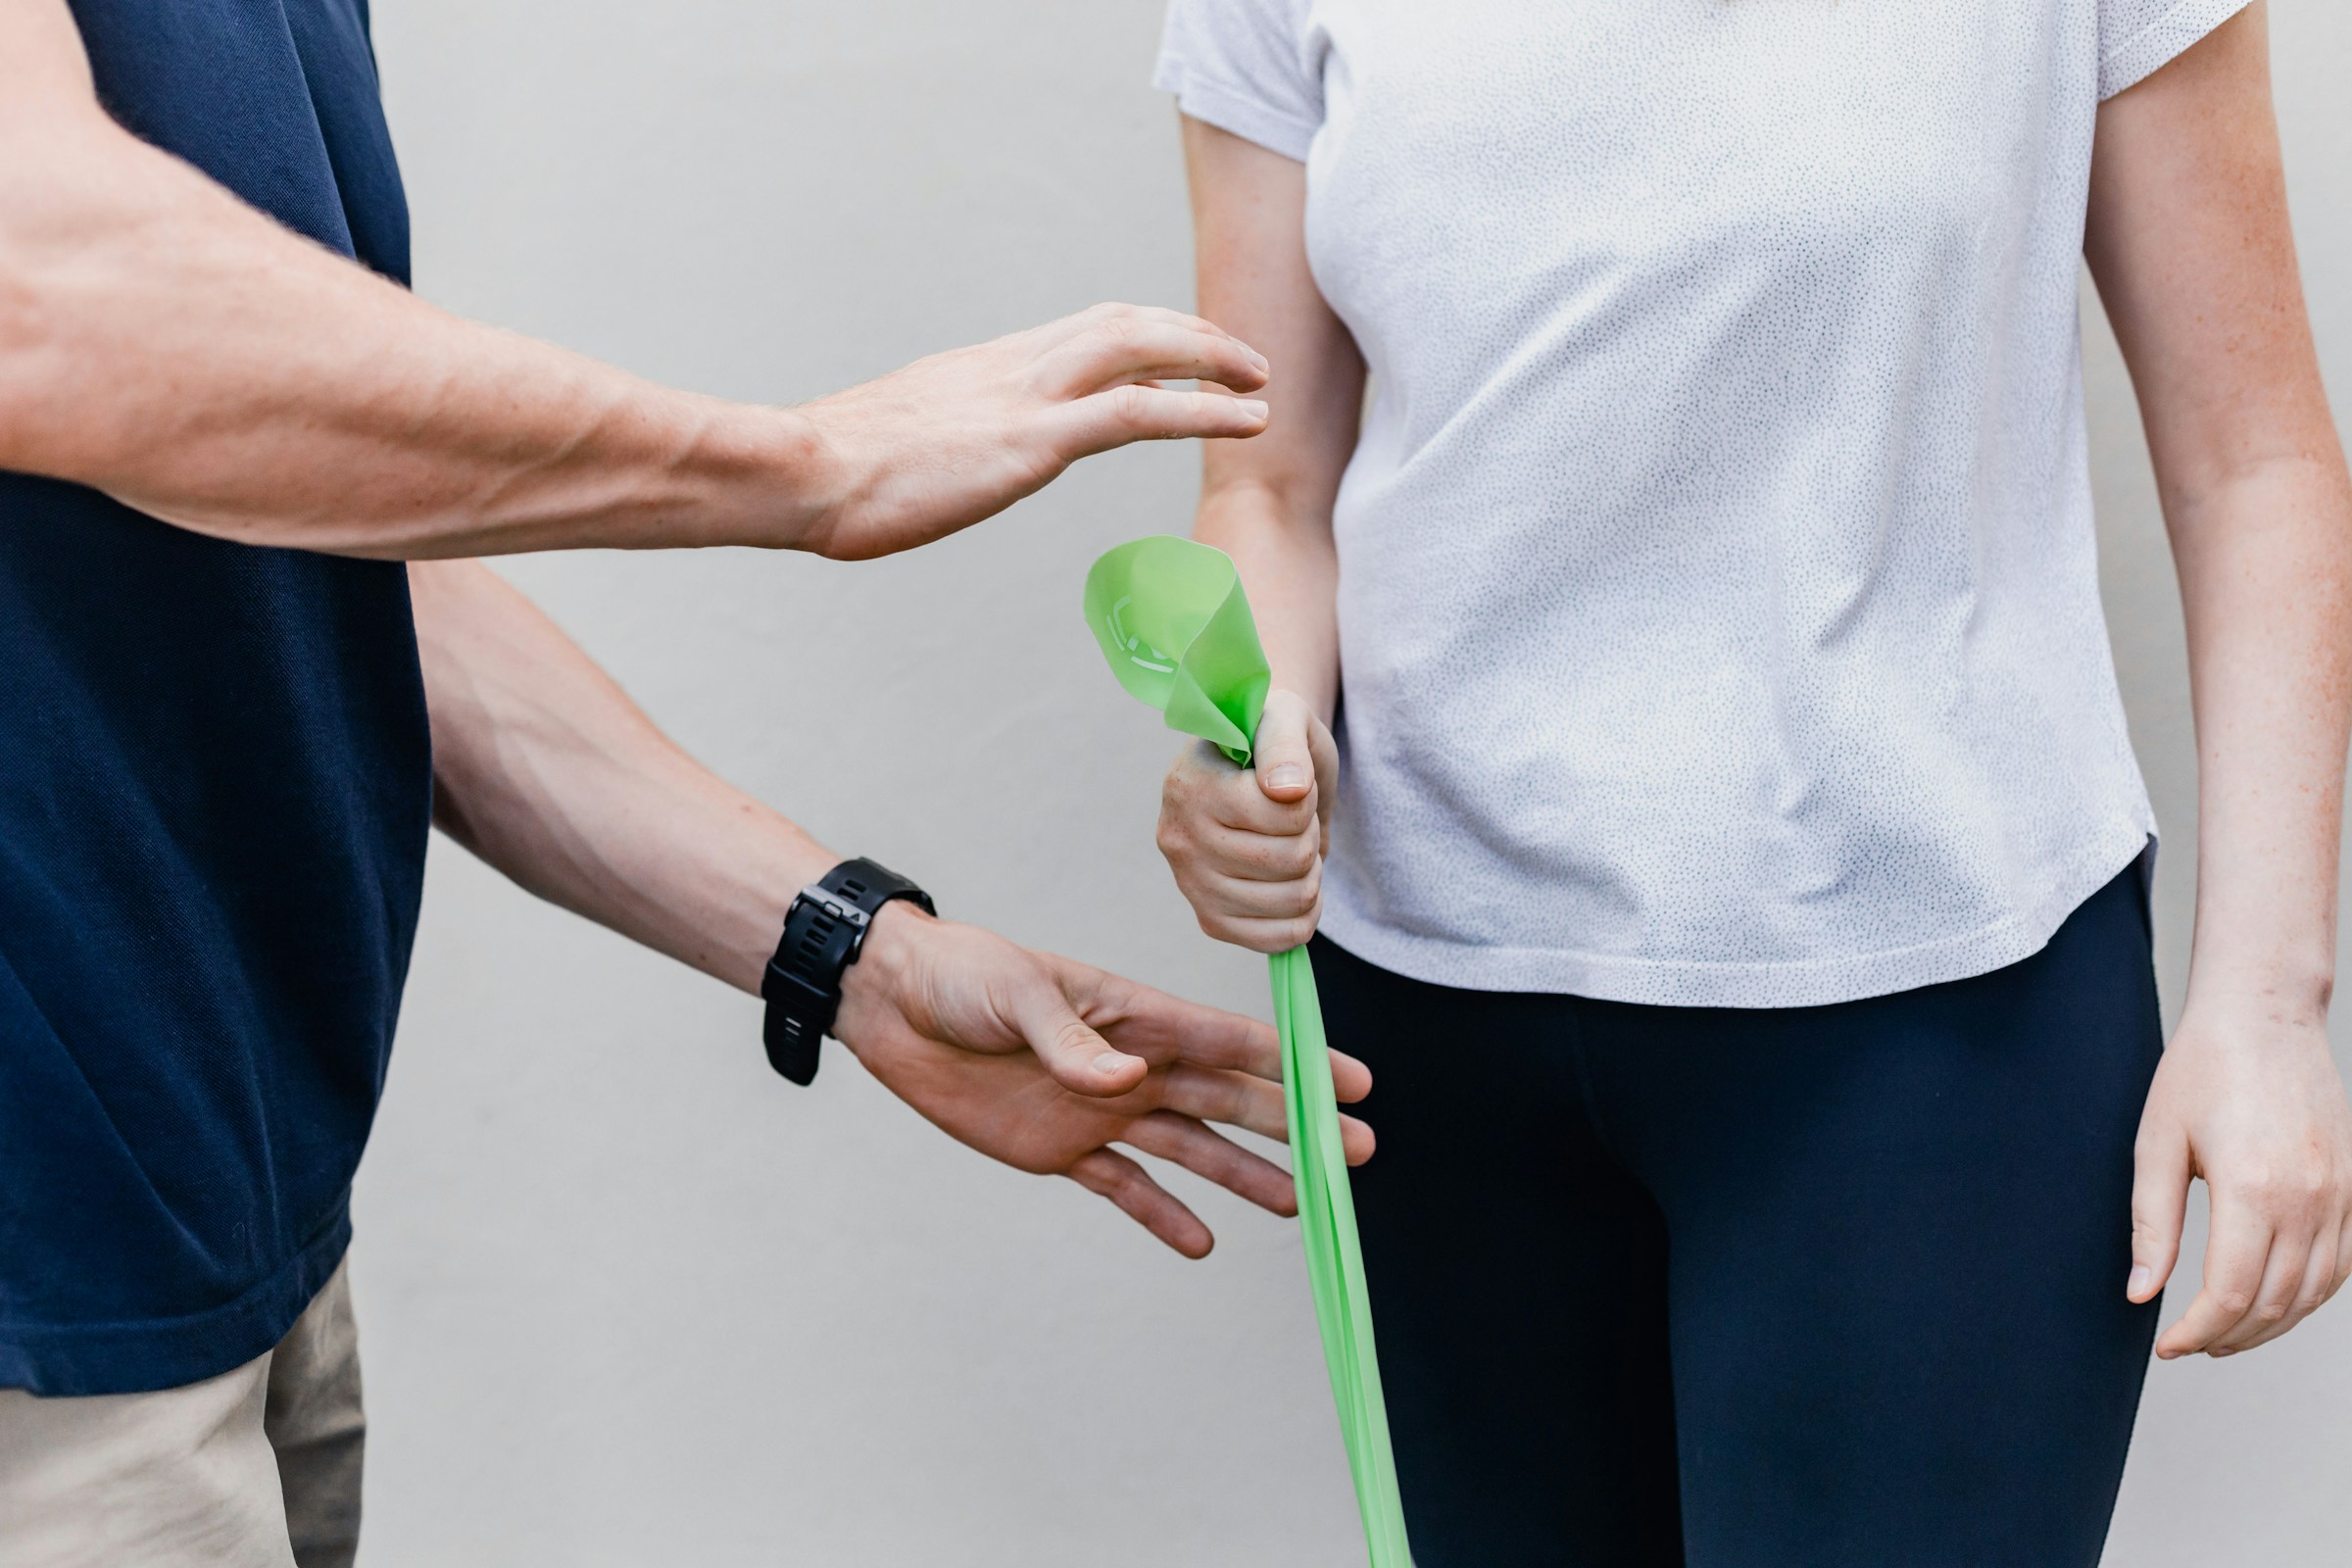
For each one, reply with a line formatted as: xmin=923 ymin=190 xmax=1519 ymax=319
xmin=2210 ymin=1284 xmax=2258 ymax=1318
xmin=1263 ymin=797 xmax=1319 ymax=837
xmin=1270 ymin=880 xmax=1318 ymax=919
xmin=2232 ymin=1167 xmax=2332 ymax=1215
xmin=1229 ymin=833 xmax=1316 ymax=881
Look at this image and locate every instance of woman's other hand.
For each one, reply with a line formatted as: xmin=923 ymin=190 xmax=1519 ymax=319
xmin=2091 ymin=7 xmax=2352 ymax=1361
xmin=1157 ymin=688 xmax=1338 ymax=954
xmin=2130 ymin=1003 xmax=2352 ymax=1356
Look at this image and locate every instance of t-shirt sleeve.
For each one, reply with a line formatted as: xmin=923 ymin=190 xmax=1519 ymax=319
xmin=2097 ymin=0 xmax=2251 ymax=99
xmin=1153 ymin=0 xmax=1323 ymax=163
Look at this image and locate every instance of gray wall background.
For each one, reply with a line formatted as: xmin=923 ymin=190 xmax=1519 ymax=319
xmin=353 ymin=3 xmax=2351 ymax=1562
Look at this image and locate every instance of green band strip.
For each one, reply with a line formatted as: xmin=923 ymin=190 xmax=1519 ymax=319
xmin=1084 ymin=536 xmax=1412 ymax=1566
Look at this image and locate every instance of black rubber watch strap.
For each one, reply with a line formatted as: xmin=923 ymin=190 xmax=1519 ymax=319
xmin=760 ymin=858 xmax=934 ymax=1085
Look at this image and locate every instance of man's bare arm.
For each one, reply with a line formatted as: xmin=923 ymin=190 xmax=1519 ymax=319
xmin=412 ymin=561 xmax=835 ymax=989
xmin=409 ymin=562 xmax=1373 ymax=1256
xmin=0 ymin=0 xmax=1267 ymax=561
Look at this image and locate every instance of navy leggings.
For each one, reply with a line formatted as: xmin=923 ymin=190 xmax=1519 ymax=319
xmin=1318 ymin=864 xmax=2163 ymax=1566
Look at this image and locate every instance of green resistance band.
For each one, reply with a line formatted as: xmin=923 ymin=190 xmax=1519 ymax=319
xmin=1083 ymin=535 xmax=1412 ymax=1567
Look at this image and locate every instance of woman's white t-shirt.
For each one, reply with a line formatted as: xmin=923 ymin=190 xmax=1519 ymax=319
xmin=1156 ymin=0 xmax=2245 ymax=1007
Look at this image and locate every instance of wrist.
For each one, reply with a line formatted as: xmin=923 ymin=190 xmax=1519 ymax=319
xmin=664 ymin=399 xmax=839 ymax=553
xmin=834 ymin=899 xmax=928 ymax=1058
xmin=758 ymin=858 xmax=937 ymax=1084
xmin=769 ymin=399 xmax=871 ymax=561
xmin=715 ymin=843 xmax=838 ymax=996
xmin=2180 ymin=956 xmax=2336 ymax=1035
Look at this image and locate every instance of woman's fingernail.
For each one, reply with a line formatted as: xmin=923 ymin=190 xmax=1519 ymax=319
xmin=1266 ymin=763 xmax=1306 ymax=790
xmin=1250 ymin=350 xmax=1270 ymax=373
xmin=1238 ymin=399 xmax=1270 ymax=420
xmin=1094 ymin=1053 xmax=1131 ymax=1076
xmin=2128 ymin=1264 xmax=2151 ymax=1298
xmin=2212 ymin=1348 xmax=2235 ymax=1358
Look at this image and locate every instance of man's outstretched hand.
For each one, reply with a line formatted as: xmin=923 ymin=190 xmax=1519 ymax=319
xmin=833 ymin=905 xmax=1372 ymax=1257
xmin=795 ymin=303 xmax=1271 ymax=562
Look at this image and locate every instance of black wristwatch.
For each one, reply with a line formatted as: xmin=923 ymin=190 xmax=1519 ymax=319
xmin=760 ymin=858 xmax=935 ymax=1085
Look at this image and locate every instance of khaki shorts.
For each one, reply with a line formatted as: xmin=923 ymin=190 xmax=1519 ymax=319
xmin=0 ymin=1259 xmax=365 ymax=1568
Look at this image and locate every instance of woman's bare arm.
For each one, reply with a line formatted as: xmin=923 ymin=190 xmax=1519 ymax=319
xmin=1183 ymin=118 xmax=1365 ymax=721
xmin=2086 ymin=0 xmax=2352 ymax=1357
xmin=1153 ymin=120 xmax=1366 ymax=953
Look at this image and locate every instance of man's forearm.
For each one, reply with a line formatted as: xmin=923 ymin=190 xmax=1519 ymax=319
xmin=410 ymin=556 xmax=1354 ymax=1256
xmin=411 ymin=560 xmax=830 ymax=992
xmin=0 ymin=12 xmax=823 ymax=561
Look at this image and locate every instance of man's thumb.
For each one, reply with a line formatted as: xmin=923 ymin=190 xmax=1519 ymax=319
xmin=1253 ymin=693 xmax=1315 ymax=803
xmin=1006 ymin=966 xmax=1148 ymax=1097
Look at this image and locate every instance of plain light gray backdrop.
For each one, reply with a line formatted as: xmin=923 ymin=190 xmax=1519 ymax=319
xmin=352 ymin=3 xmax=2351 ymax=1562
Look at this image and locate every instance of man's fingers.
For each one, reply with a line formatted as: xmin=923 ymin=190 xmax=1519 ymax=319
xmin=1034 ymin=302 xmax=1253 ymax=357
xmin=1042 ymin=316 xmax=1271 ymax=399
xmin=1124 ymin=1111 xmax=1298 ymax=1217
xmin=1059 ymin=966 xmax=1283 ymax=1080
xmin=1066 ymin=1149 xmax=1213 ymax=1258
xmin=1157 ymin=1063 xmax=1375 ymax=1164
xmin=2156 ymin=1199 xmax=2276 ymax=1358
xmin=1003 ymin=964 xmax=1149 ymax=1097
xmin=1162 ymin=1062 xmax=1288 ymax=1141
xmin=2128 ymin=1123 xmax=2189 ymax=1302
xmin=1329 ymin=1049 xmax=1373 ymax=1104
xmin=1055 ymin=385 xmax=1269 ymax=460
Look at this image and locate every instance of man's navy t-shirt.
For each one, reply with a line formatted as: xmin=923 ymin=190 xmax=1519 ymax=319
xmin=0 ymin=0 xmax=430 ymax=1395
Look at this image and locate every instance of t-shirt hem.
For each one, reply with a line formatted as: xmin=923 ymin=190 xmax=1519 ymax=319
xmin=1153 ymin=56 xmax=1318 ymax=162
xmin=1318 ymin=818 xmax=2156 ymax=1009
xmin=0 ymin=1197 xmax=353 ymax=1396
xmin=2099 ymin=0 xmax=2251 ymax=99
